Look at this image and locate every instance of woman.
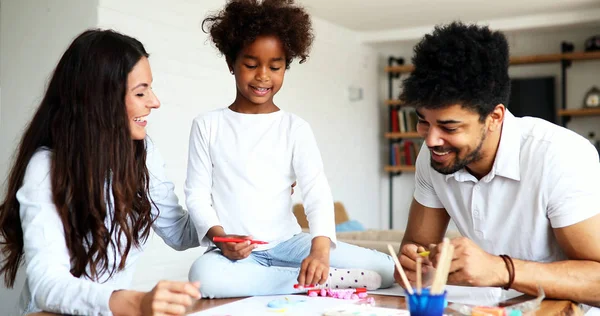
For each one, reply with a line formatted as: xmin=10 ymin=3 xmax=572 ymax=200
xmin=0 ymin=29 xmax=200 ymax=315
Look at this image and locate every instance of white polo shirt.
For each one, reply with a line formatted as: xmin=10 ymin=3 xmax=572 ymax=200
xmin=414 ymin=110 xmax=600 ymax=262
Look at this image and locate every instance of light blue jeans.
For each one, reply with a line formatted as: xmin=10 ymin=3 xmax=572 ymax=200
xmin=188 ymin=233 xmax=395 ymax=298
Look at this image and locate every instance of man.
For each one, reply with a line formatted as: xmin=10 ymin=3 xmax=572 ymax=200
xmin=397 ymin=22 xmax=600 ymax=306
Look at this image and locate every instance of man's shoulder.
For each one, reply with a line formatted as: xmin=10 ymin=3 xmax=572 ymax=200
xmin=516 ymin=116 xmax=597 ymax=162
xmin=517 ymin=117 xmax=587 ymax=148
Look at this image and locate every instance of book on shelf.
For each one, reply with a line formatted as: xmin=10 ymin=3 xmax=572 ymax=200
xmin=389 ymin=107 xmax=418 ymax=133
xmin=390 ymin=139 xmax=423 ymax=166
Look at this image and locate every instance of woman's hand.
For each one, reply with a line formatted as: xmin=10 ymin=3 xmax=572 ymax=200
xmin=141 ymin=281 xmax=201 ymax=315
xmin=110 ymin=281 xmax=200 ymax=316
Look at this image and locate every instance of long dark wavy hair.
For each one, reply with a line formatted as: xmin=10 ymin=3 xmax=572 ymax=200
xmin=0 ymin=29 xmax=156 ymax=287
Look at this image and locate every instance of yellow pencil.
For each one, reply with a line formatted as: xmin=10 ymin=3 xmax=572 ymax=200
xmin=418 ymin=251 xmax=430 ymax=257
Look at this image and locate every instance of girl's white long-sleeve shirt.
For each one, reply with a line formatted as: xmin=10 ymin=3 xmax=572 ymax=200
xmin=184 ymin=108 xmax=336 ymax=249
xmin=16 ymin=138 xmax=198 ymax=315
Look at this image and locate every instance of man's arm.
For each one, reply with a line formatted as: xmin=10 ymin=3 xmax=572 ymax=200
xmin=398 ymin=198 xmax=450 ymax=284
xmin=401 ymin=198 xmax=450 ymax=248
xmin=434 ymin=213 xmax=600 ymax=307
xmin=509 ymin=135 xmax=600 ymax=305
xmin=509 ymin=213 xmax=600 ymax=306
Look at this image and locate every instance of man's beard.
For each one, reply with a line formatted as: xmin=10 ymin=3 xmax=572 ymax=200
xmin=430 ymin=133 xmax=486 ymax=175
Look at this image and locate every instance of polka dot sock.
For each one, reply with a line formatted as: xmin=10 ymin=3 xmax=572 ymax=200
xmin=319 ymin=268 xmax=382 ymax=290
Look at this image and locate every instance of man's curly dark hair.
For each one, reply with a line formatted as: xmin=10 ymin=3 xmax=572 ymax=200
xmin=400 ymin=22 xmax=511 ymax=121
xmin=202 ymin=0 xmax=314 ymax=69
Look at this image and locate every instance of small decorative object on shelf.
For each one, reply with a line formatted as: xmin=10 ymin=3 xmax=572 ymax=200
xmin=583 ymin=86 xmax=600 ymax=108
xmin=592 ymin=133 xmax=600 ymax=159
xmin=587 ymin=132 xmax=596 ymax=145
xmin=584 ymin=35 xmax=600 ymax=52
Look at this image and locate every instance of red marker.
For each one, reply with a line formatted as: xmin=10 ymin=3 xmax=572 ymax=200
xmin=212 ymin=236 xmax=268 ymax=245
xmin=294 ymin=284 xmax=318 ymax=289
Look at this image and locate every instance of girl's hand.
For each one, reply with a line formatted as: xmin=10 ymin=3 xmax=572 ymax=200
xmin=215 ymin=235 xmax=256 ymax=260
xmin=298 ymin=236 xmax=331 ymax=286
xmin=141 ymin=281 xmax=201 ymax=316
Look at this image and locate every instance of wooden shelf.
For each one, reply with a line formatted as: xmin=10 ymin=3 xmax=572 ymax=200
xmin=385 ymin=99 xmax=404 ymax=106
xmin=385 ymin=64 xmax=415 ymax=73
xmin=557 ymin=107 xmax=600 ymax=117
xmin=385 ymin=165 xmax=416 ymax=173
xmin=385 ymin=51 xmax=600 ymax=73
xmin=510 ymin=51 xmax=600 ymax=65
xmin=385 ymin=132 xmax=421 ymax=139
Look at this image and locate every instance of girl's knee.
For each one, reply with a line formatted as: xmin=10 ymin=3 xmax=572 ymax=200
xmin=188 ymin=255 xmax=240 ymax=298
xmin=378 ymin=255 xmax=396 ymax=288
xmin=380 ymin=272 xmax=396 ymax=288
xmin=188 ymin=256 xmax=210 ymax=282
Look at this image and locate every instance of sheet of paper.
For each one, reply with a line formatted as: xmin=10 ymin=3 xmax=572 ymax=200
xmin=368 ymin=284 xmax=523 ymax=306
xmin=189 ymin=295 xmax=407 ymax=316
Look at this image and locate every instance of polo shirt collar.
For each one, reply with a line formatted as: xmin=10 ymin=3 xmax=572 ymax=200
xmin=445 ymin=110 xmax=521 ymax=183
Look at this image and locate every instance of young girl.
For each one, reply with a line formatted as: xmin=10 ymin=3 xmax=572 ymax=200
xmin=0 ymin=29 xmax=201 ymax=315
xmin=186 ymin=0 xmax=394 ymax=298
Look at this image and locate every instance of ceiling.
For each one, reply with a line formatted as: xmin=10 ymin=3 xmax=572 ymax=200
xmin=299 ymin=0 xmax=600 ymax=35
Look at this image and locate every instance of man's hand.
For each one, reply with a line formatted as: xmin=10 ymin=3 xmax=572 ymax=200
xmin=298 ymin=236 xmax=330 ymax=286
xmin=429 ymin=237 xmax=508 ymax=287
xmin=397 ymin=244 xmax=434 ymax=288
xmin=214 ymin=234 xmax=256 ymax=260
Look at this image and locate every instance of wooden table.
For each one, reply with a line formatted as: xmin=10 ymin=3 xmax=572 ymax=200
xmin=188 ymin=294 xmax=584 ymax=315
xmin=28 ymin=295 xmax=583 ymax=315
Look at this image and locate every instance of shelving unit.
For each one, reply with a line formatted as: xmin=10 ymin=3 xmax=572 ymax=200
xmin=384 ymin=132 xmax=421 ymax=139
xmin=384 ymin=165 xmax=416 ymax=173
xmin=384 ymin=47 xmax=600 ymax=229
xmin=557 ymin=108 xmax=600 ymax=117
xmin=386 ymin=57 xmax=410 ymax=229
xmin=384 ymin=51 xmax=600 ymax=73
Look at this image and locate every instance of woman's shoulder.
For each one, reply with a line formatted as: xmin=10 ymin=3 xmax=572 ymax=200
xmin=22 ymin=147 xmax=53 ymax=186
xmin=144 ymin=136 xmax=164 ymax=169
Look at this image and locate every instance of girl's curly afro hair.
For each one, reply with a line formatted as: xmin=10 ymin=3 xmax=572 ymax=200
xmin=202 ymin=0 xmax=314 ymax=69
xmin=400 ymin=22 xmax=511 ymax=121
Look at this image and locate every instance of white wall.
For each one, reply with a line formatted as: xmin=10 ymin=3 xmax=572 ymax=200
xmin=0 ymin=0 xmax=99 ymax=308
xmin=0 ymin=0 xmax=382 ymax=299
xmin=96 ymin=0 xmax=382 ymax=290
xmin=374 ymin=25 xmax=600 ymax=230
xmin=5 ymin=0 xmax=596 ymax=305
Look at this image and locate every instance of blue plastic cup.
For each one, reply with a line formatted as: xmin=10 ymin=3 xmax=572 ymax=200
xmin=406 ymin=288 xmax=447 ymax=316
